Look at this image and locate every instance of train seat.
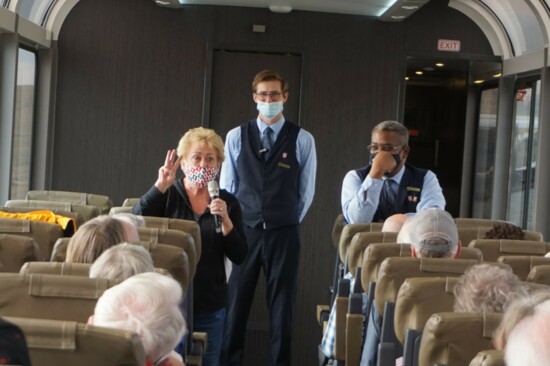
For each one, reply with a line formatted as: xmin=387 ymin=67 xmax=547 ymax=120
xmin=21 ymin=261 xmax=91 ymax=276
xmin=419 ymin=312 xmax=502 ymax=366
xmin=469 ymin=349 xmax=505 ymax=366
xmin=453 ymin=218 xmax=506 ymax=227
xmin=109 ymin=206 xmax=133 ymax=215
xmin=497 ymin=255 xmax=550 ymax=280
xmin=526 ymin=264 xmax=550 ymax=286
xmin=347 ymin=232 xmax=398 ymax=276
xmin=51 ymin=239 xmax=190 ymax=291
xmin=0 ymin=273 xmax=116 ymax=322
xmin=5 ymin=199 xmax=100 ymax=223
xmin=0 ymin=217 xmax=64 ymax=261
xmin=0 ymin=234 xmax=39 ymax=272
xmin=469 ymin=239 xmax=550 ymax=262
xmin=122 ymin=197 xmax=140 ymax=207
xmin=5 ymin=316 xmax=146 ymax=366
xmin=26 ymin=190 xmax=113 ymax=215
xmin=137 ymin=226 xmax=197 ymax=278
xmin=141 ymin=216 xmax=201 ymax=262
xmin=338 ymin=222 xmax=384 ymax=264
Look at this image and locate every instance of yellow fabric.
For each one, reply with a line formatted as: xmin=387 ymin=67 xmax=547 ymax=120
xmin=0 ymin=210 xmax=76 ymax=232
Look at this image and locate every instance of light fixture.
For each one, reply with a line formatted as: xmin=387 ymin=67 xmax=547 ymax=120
xmin=269 ymin=5 xmax=292 ymax=13
xmin=474 ymin=80 xmax=484 ymax=84
xmin=401 ymin=5 xmax=419 ymax=10
xmin=415 ymin=71 xmax=423 ymax=75
xmin=405 ymin=76 xmax=409 ymax=80
xmin=435 ymin=62 xmax=444 ymax=67
xmin=493 ymin=73 xmax=502 ymax=78
xmin=379 ymin=0 xmax=430 ymax=22
xmin=391 ymin=15 xmax=405 ymax=19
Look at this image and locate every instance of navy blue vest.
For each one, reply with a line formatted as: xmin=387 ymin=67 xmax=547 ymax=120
xmin=355 ymin=163 xmax=428 ymax=222
xmin=237 ymin=120 xmax=301 ymax=229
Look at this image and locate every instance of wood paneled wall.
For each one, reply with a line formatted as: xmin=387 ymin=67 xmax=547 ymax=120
xmin=53 ymin=0 xmax=493 ymax=364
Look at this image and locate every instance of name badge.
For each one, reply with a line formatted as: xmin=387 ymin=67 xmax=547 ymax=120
xmin=278 ymin=162 xmax=291 ymax=169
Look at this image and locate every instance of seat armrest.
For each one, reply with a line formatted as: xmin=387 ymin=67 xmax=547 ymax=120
xmin=317 ymin=304 xmax=330 ymax=324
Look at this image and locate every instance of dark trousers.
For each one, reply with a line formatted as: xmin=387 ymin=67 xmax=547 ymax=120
xmin=220 ymin=224 xmax=301 ymax=366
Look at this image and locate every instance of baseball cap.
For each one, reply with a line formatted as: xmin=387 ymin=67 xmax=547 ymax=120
xmin=408 ymin=209 xmax=459 ymax=257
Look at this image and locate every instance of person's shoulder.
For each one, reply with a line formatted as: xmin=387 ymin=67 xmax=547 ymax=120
xmin=220 ymin=189 xmax=238 ymax=201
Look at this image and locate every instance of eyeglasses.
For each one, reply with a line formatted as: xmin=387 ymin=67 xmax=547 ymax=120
xmin=255 ymin=91 xmax=283 ymax=101
xmin=367 ymin=144 xmax=403 ymax=153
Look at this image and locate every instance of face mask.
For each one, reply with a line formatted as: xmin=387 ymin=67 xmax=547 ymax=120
xmin=183 ymin=165 xmax=219 ymax=188
xmin=257 ymin=101 xmax=284 ymax=119
xmin=370 ymin=152 xmax=402 ymax=170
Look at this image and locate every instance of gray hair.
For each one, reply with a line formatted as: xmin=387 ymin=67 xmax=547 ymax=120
xmin=89 ymin=243 xmax=154 ymax=281
xmin=111 ymin=213 xmax=145 ymax=228
xmin=93 ymin=272 xmax=186 ymax=363
xmin=453 ymin=263 xmax=527 ymax=313
xmin=372 ymin=120 xmax=409 ymax=146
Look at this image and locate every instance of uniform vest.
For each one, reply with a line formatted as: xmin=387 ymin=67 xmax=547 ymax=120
xmin=237 ymin=120 xmax=301 ymax=229
xmin=355 ymin=163 xmax=428 ymax=222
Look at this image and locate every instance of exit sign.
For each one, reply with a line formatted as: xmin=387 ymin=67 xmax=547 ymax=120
xmin=437 ymin=39 xmax=461 ymax=52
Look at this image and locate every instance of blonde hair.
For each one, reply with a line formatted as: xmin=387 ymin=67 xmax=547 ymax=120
xmin=453 ymin=263 xmax=527 ymax=313
xmin=176 ymin=127 xmax=224 ymax=163
xmin=66 ymin=215 xmax=126 ymax=263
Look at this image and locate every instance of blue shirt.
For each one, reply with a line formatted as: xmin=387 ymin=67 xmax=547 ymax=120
xmin=220 ymin=116 xmax=317 ymax=222
xmin=341 ymin=164 xmax=445 ymax=224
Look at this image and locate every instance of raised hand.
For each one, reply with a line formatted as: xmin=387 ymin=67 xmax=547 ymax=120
xmin=155 ymin=149 xmax=184 ymax=193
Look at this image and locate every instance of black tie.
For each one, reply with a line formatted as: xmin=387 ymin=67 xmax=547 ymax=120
xmin=261 ymin=127 xmax=274 ymax=160
xmin=383 ymin=179 xmax=397 ymax=212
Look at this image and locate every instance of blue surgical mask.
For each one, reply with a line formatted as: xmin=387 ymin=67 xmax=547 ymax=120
xmin=257 ymin=101 xmax=284 ymax=119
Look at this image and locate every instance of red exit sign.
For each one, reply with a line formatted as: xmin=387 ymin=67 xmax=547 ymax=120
xmin=437 ymin=39 xmax=461 ymax=52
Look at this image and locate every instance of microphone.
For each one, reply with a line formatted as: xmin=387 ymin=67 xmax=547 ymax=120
xmin=208 ymin=180 xmax=222 ymax=233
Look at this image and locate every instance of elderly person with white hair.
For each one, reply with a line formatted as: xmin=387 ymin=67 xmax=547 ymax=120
xmin=91 ymin=272 xmax=187 ymax=366
xmin=89 ymin=243 xmax=154 ymax=281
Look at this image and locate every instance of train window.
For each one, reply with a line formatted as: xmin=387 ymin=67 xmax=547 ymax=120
xmin=507 ymin=80 xmax=540 ymax=229
xmin=472 ymin=87 xmax=498 ymax=218
xmin=10 ymin=47 xmax=36 ymax=199
xmin=18 ymin=0 xmax=55 ymax=25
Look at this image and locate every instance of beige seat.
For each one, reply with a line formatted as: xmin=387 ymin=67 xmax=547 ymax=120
xmin=347 ymin=232 xmax=398 ymax=276
xmin=526 ymin=264 xmax=550 ymax=286
xmin=26 ymin=190 xmax=113 ymax=215
xmin=373 ymin=257 xmax=478 ymax=317
xmin=141 ymin=216 xmax=202 ymax=263
xmin=331 ymin=214 xmax=345 ymax=249
xmin=0 ymin=234 xmax=39 ymax=272
xmin=50 ymin=239 xmax=190 ymax=291
xmin=454 ymin=218 xmax=505 ymax=227
xmin=122 ymin=198 xmax=140 ymax=208
xmin=469 ymin=349 xmax=505 ymax=366
xmin=419 ymin=312 xmax=502 ymax=366
xmin=21 ymin=261 xmax=92 ymax=276
xmin=137 ymin=226 xmax=197 ymax=279
xmin=338 ymin=222 xmax=384 ymax=264
xmin=394 ymin=276 xmax=457 ymax=345
xmin=109 ymin=206 xmax=133 ymax=215
xmin=497 ymin=255 xmax=550 ymax=280
xmin=352 ymin=241 xmax=482 ymax=280
xmin=20 ymin=261 xmax=170 ymax=278
xmin=469 ymin=239 xmax=550 ymax=262
xmin=5 ymin=199 xmax=100 ymax=223
xmin=0 ymin=217 xmax=64 ymax=261
xmin=0 ymin=273 xmax=116 ymax=322
xmin=6 ymin=316 xmax=146 ymax=366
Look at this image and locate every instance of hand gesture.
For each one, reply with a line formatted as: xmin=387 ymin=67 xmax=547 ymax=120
xmin=369 ymin=152 xmax=397 ymax=179
xmin=155 ymin=149 xmax=183 ymax=193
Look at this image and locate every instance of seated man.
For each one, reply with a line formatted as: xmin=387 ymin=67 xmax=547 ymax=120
xmin=360 ymin=208 xmax=460 ymax=366
xmin=341 ymin=120 xmax=445 ymax=224
xmin=91 ymin=272 xmax=187 ymax=366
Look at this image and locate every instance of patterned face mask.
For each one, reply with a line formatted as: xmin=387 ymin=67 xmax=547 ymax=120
xmin=183 ymin=165 xmax=219 ymax=188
